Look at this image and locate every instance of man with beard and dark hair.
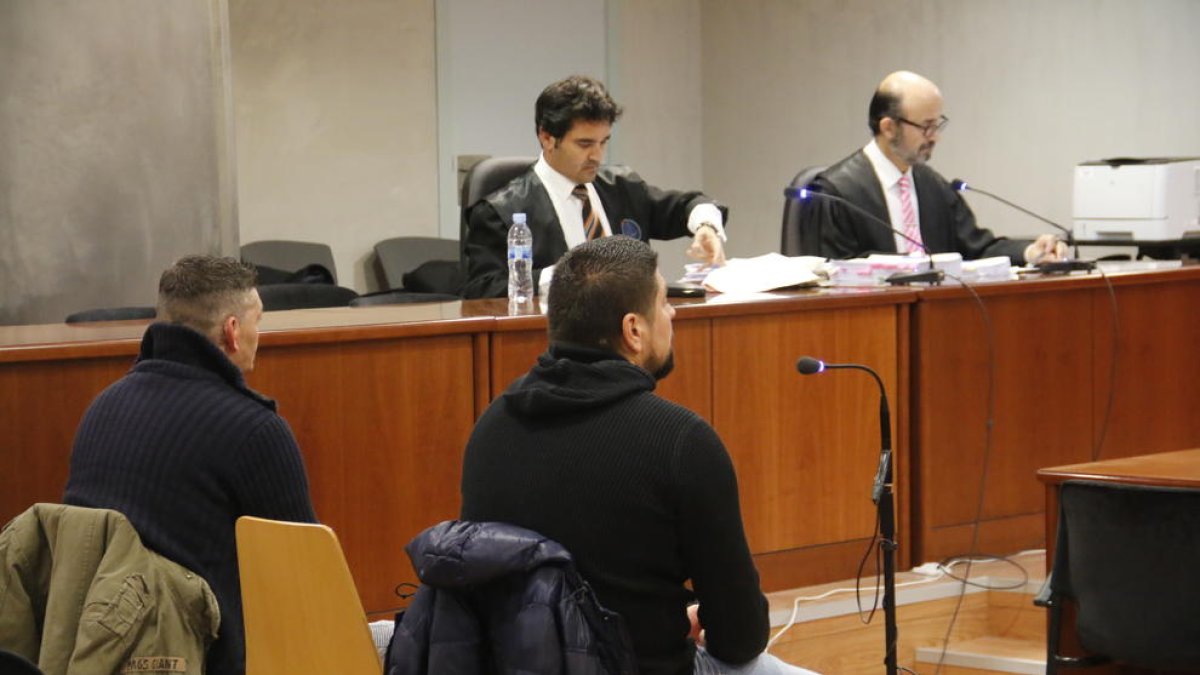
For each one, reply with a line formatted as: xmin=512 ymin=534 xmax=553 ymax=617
xmin=460 ymin=237 xmax=818 ymax=675
xmin=462 ymin=75 xmax=728 ymax=299
xmin=809 ymin=70 xmax=1065 ymax=264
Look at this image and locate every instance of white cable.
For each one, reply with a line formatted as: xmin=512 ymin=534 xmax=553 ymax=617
xmin=765 ymin=550 xmax=1047 ymax=652
xmin=766 ymin=571 xmax=945 ymax=651
xmin=768 ymin=547 xmax=1041 ymax=653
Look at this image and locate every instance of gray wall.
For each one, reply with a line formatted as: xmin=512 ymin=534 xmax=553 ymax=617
xmin=229 ymin=0 xmax=438 ymax=293
xmin=5 ymin=0 xmax=1199 ymax=322
xmin=610 ymin=0 xmax=706 ymax=278
xmin=0 ymin=0 xmax=235 ymax=326
xmin=701 ymin=0 xmax=1200 ymax=260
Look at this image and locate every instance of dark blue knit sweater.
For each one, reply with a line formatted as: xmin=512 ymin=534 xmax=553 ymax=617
xmin=65 ymin=322 xmax=317 ymax=675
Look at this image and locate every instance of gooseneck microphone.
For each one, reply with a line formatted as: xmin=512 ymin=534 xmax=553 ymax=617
xmin=796 ymin=355 xmax=898 ymax=675
xmin=784 ymin=185 xmax=944 ymax=285
xmin=950 ymin=179 xmax=1094 ymax=270
xmin=795 ymin=357 xmax=891 ymax=499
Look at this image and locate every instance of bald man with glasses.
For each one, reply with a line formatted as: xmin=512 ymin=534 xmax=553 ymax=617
xmin=808 ymin=71 xmax=1065 ymax=264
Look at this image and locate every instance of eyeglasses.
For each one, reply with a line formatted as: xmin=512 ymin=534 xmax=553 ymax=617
xmin=896 ymin=115 xmax=950 ymax=137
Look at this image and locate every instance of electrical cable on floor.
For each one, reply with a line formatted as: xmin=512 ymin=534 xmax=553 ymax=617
xmin=938 ymin=553 xmax=1031 ymax=590
xmin=765 ymin=563 xmax=946 ymax=652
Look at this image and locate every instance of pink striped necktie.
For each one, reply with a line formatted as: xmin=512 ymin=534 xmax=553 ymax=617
xmin=897 ymin=174 xmax=922 ymax=253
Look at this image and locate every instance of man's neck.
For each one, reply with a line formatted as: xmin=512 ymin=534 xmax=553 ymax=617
xmin=874 ymin=135 xmax=910 ymax=174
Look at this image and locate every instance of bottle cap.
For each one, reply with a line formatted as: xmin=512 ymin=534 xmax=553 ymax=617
xmin=513 ymin=213 xmax=527 ymax=224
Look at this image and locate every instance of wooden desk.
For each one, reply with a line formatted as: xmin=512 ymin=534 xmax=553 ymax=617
xmin=0 ymin=287 xmax=914 ymax=613
xmin=6 ymin=264 xmax=1198 ymax=614
xmin=1 ymin=302 xmax=493 ymax=616
xmin=910 ymin=266 xmax=1200 ymax=564
xmin=1036 ymin=448 xmax=1200 ymax=674
xmin=1037 ymin=447 xmax=1200 ymax=558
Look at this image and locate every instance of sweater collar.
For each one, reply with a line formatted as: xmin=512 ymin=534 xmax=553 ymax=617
xmin=135 ymin=322 xmax=276 ymax=410
xmin=500 ymin=342 xmax=655 ymax=417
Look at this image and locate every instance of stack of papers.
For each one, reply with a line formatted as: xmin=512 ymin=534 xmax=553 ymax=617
xmin=959 ymin=256 xmax=1014 ymax=283
xmin=686 ymin=254 xmax=824 ymax=294
xmin=829 ymin=253 xmax=964 ymax=286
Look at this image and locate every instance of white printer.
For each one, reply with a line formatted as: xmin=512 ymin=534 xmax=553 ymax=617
xmin=1073 ymin=157 xmax=1200 ymax=241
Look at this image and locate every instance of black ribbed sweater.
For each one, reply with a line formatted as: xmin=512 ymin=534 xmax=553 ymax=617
xmin=460 ymin=345 xmax=769 ymax=675
xmin=65 ymin=323 xmax=317 ymax=675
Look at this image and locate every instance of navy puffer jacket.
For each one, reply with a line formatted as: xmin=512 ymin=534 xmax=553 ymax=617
xmin=387 ymin=520 xmax=638 ymax=675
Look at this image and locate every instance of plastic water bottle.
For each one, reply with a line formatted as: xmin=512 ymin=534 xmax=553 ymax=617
xmin=507 ymin=212 xmax=533 ymax=304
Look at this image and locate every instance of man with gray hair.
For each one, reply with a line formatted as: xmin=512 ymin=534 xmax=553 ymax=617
xmin=65 ymin=255 xmax=317 ymax=675
xmin=811 ymin=70 xmax=1065 ymax=264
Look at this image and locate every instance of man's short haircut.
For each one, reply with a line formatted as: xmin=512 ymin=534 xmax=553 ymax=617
xmin=548 ymin=237 xmax=659 ymax=351
xmin=868 ymin=87 xmax=903 ymax=135
xmin=157 ymin=255 xmax=258 ymax=338
xmin=535 ymin=75 xmax=624 ymax=140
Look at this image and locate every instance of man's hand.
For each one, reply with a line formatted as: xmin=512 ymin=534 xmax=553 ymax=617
xmin=1024 ymin=234 xmax=1068 ymax=264
xmin=687 ymin=603 xmax=706 ymax=646
xmin=688 ymin=225 xmax=726 ymax=267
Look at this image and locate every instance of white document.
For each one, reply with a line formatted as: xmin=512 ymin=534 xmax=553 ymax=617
xmin=959 ymin=256 xmax=1014 ymax=283
xmin=696 ymin=253 xmax=824 ymax=294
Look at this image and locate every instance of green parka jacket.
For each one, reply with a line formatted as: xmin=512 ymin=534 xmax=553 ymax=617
xmin=0 ymin=503 xmax=220 ymax=675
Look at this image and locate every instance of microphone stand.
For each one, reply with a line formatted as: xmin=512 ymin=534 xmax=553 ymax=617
xmin=784 ymin=186 xmax=944 ymax=286
xmin=796 ymin=357 xmax=899 ymax=675
xmin=951 ymin=179 xmax=1097 ymax=272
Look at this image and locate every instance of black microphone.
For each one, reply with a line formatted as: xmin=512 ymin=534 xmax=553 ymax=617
xmin=796 ymin=356 xmax=825 ymax=375
xmin=795 ymin=354 xmax=899 ymax=674
xmin=796 ymin=356 xmax=891 ymax=487
xmin=950 ymin=179 xmax=1094 ymax=271
xmin=783 ymin=185 xmax=944 ymax=285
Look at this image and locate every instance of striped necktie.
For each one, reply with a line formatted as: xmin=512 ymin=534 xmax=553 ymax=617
xmin=897 ymin=174 xmax=922 ymax=253
xmin=572 ymin=184 xmax=603 ymax=240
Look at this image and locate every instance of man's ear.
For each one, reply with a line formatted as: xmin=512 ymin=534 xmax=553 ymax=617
xmin=879 ymin=117 xmax=898 ymax=138
xmin=619 ymin=311 xmax=645 ymax=358
xmin=220 ymin=314 xmax=241 ymax=357
xmin=537 ymin=128 xmax=557 ymax=152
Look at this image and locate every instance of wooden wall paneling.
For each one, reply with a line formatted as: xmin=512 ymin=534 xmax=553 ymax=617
xmin=488 ymin=327 xmax=546 ymax=400
xmin=658 ymin=318 xmax=714 ymax=422
xmin=894 ymin=301 xmax=913 ymax=574
xmin=8 ymin=271 xmax=1196 ymax=609
xmin=753 ymin=538 xmax=884 ymax=592
xmin=711 ymin=304 xmax=904 ymax=589
xmin=913 ymin=286 xmax=1093 ymax=564
xmin=248 ymin=333 xmax=476 ymax=614
xmin=1090 ymin=277 xmax=1200 ymax=459
xmin=0 ymin=355 xmax=137 ymax=523
xmin=472 ymin=333 xmax=490 ymax=418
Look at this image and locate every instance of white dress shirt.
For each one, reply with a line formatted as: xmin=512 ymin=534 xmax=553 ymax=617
xmin=863 ymin=139 xmax=922 ymax=254
xmin=534 ymin=155 xmax=612 ymax=249
xmin=532 ymin=154 xmax=727 ymax=293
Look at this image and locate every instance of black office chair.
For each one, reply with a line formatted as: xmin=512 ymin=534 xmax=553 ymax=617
xmin=257 ymin=283 xmax=358 ymax=311
xmin=1038 ymin=480 xmax=1200 ymax=672
xmin=372 ymin=236 xmax=463 ymax=294
xmin=242 ymin=240 xmax=339 ymax=285
xmin=780 ymin=165 xmax=827 ymax=256
xmin=65 ymin=306 xmax=157 ymax=324
xmin=349 ymin=290 xmax=459 ymax=307
xmin=458 ymin=156 xmax=537 ymax=266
